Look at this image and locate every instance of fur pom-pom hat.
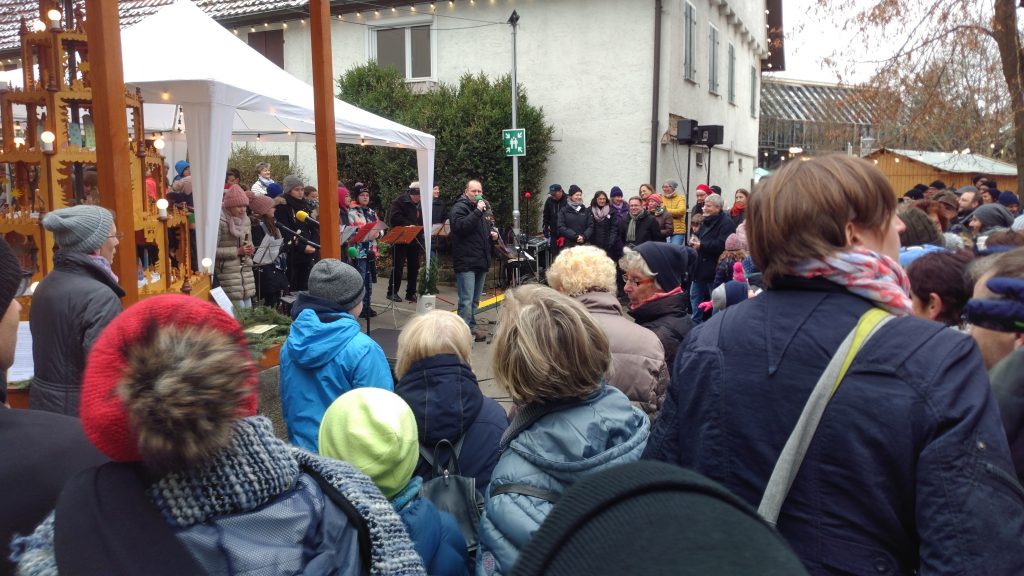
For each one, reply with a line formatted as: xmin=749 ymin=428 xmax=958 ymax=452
xmin=80 ymin=295 xmax=258 ymax=473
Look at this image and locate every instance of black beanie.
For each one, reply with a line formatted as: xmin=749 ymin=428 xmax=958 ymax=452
xmin=512 ymin=461 xmax=809 ymax=576
xmin=634 ymin=242 xmax=691 ymax=291
xmin=0 ymin=237 xmax=23 ymax=313
xmin=898 ymin=207 xmax=941 ymax=247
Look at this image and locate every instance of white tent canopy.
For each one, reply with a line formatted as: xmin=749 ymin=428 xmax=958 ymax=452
xmin=119 ymin=0 xmax=435 ymax=270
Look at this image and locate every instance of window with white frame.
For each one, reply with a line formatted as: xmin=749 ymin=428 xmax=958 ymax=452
xmin=708 ymin=25 xmax=719 ymax=94
xmin=728 ymin=43 xmax=736 ymax=104
xmin=684 ymin=3 xmax=697 ymax=81
xmin=372 ymin=23 xmax=433 ymax=80
xmin=750 ymin=65 xmax=758 ymax=117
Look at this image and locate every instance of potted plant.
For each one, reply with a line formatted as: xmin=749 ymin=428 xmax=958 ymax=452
xmin=416 ymin=255 xmax=439 ymax=315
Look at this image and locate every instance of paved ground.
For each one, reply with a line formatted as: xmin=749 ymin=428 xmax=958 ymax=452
xmin=359 ymin=276 xmax=512 ymax=410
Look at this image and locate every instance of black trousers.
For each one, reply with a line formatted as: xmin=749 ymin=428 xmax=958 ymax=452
xmin=388 ymin=243 xmax=421 ymax=299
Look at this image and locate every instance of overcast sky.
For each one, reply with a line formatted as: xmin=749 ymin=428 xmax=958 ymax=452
xmin=766 ymin=0 xmax=882 ymax=85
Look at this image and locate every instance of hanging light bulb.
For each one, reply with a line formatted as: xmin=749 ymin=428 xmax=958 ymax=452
xmin=40 ymin=130 xmax=55 ymax=152
xmin=256 ymin=133 xmax=261 ymax=141
xmin=156 ymin=198 xmax=169 ymax=219
xmin=31 ymin=19 xmax=46 ymax=33
xmin=161 ymin=91 xmax=170 ymax=101
xmin=153 ymin=134 xmax=166 ymax=150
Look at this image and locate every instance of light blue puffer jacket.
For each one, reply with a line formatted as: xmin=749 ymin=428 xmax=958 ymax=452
xmin=475 ymin=385 xmax=649 ymax=576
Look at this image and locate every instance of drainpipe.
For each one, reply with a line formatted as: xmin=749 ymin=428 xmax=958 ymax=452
xmin=649 ymin=0 xmax=663 ymax=187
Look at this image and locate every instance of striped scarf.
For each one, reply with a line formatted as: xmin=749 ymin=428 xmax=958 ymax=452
xmin=794 ymin=248 xmax=913 ymax=316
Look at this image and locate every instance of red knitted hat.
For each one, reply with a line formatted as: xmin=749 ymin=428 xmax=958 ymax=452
xmin=696 ymin=184 xmax=712 ymax=194
xmin=248 ymin=192 xmax=276 ymax=217
xmin=222 ymin=184 xmax=249 ymax=208
xmin=647 ymin=194 xmax=663 ymax=206
xmin=80 ymin=295 xmax=258 ymax=468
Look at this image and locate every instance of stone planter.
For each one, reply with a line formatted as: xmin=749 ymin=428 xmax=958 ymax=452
xmin=415 ymin=294 xmax=437 ymax=315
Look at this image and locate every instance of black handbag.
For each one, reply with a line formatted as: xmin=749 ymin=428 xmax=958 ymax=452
xmin=418 ymin=437 xmax=485 ymax=556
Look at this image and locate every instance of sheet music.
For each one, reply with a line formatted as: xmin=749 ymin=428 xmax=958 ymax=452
xmin=210 ymin=287 xmax=236 ymax=317
xmin=340 ymin=225 xmax=362 ymax=244
xmin=253 ymin=234 xmax=283 ymax=266
xmin=8 ymin=322 xmax=33 ymax=382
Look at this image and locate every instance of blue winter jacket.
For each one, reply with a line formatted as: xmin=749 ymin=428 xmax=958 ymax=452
xmin=281 ymin=293 xmax=393 ymax=451
xmin=644 ymin=277 xmax=1024 ymax=575
xmin=394 ymin=480 xmax=470 ymax=576
xmin=476 ymin=385 xmax=649 ymax=576
xmin=395 ymin=355 xmax=509 ymax=489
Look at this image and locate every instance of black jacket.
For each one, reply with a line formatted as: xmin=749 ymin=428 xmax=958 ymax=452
xmin=275 ymin=195 xmax=320 ymax=262
xmin=628 ymin=292 xmax=693 ymax=367
xmin=557 ymin=203 xmax=593 ymax=245
xmin=590 ymin=208 xmax=619 ymax=252
xmin=450 ymin=196 xmax=493 ymax=273
xmin=29 ymin=252 xmax=125 ymax=416
xmin=431 ymin=197 xmax=447 ymax=225
xmin=0 ymin=410 xmax=108 ymax=576
xmin=695 ymin=212 xmax=736 ymax=283
xmin=620 ymin=211 xmax=662 ymax=248
xmin=543 ymin=196 xmax=566 ymax=238
xmin=389 ymin=193 xmax=421 ymax=228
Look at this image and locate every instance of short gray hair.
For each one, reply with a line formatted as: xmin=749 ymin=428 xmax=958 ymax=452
xmin=254 ymin=162 xmax=271 ymax=174
xmin=704 ymin=193 xmax=724 ymax=208
xmin=618 ymin=247 xmax=665 ymax=290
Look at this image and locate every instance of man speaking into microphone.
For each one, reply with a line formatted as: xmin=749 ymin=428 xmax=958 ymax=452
xmin=450 ymin=179 xmax=499 ymax=342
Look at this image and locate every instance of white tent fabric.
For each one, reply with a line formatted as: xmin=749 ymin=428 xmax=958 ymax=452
xmin=120 ymin=0 xmax=435 ymax=269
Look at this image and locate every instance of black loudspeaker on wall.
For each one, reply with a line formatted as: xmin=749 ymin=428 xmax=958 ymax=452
xmin=696 ymin=125 xmax=724 ymax=147
xmin=676 ymin=118 xmax=698 ymax=145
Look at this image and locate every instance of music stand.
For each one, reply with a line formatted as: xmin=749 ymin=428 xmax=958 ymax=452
xmin=376 ymin=225 xmax=423 ymax=329
xmin=348 ymin=221 xmax=388 ymax=333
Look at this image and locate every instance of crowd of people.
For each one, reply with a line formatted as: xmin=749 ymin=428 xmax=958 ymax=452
xmin=2 ymin=154 xmax=1024 ymax=575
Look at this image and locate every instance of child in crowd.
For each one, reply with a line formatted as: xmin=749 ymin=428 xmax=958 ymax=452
xmin=320 ymin=388 xmax=469 ymax=575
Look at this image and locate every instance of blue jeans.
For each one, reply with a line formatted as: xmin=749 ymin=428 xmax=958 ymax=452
xmin=354 ymin=258 xmax=373 ymax=310
xmin=670 ymin=234 xmax=686 ymax=245
xmin=457 ymin=270 xmax=487 ymax=332
xmin=690 ymin=280 xmax=710 ymax=324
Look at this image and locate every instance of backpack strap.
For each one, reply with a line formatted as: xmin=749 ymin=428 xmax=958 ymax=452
xmin=301 ymin=464 xmax=372 ymax=576
xmin=490 ymin=483 xmax=561 ymax=504
xmin=419 ymin=435 xmax=467 ymax=477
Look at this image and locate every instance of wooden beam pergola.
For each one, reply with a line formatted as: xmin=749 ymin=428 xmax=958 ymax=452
xmin=84 ymin=0 xmax=138 ymax=303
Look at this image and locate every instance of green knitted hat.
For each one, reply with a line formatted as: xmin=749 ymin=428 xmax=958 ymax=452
xmin=318 ymin=388 xmax=419 ymax=500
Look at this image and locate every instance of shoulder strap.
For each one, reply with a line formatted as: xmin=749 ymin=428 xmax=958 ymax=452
xmin=490 ymin=483 xmax=561 ymax=504
xmin=757 ymin=307 xmax=893 ymax=526
xmin=301 ymin=464 xmax=372 ymax=576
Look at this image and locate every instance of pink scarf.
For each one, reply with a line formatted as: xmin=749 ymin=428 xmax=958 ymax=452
xmin=794 ymin=248 xmax=912 ymax=316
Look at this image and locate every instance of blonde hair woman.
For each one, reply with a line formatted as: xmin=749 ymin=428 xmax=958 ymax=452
xmin=476 ymin=285 xmax=649 ymax=576
xmin=394 ymin=311 xmax=509 ymax=489
xmin=646 ymin=154 xmax=1024 ymax=574
xmin=547 ymin=246 xmax=669 ymax=419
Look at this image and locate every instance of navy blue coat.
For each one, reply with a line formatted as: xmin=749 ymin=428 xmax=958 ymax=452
xmin=644 ymin=278 xmax=1024 ymax=575
xmin=694 ymin=212 xmax=736 ymax=283
xmin=395 ymin=355 xmax=509 ymax=489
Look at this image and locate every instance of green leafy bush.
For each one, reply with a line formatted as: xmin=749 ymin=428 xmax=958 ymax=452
xmin=229 ymin=144 xmax=307 ymax=192
xmin=336 ymin=63 xmax=554 ymax=233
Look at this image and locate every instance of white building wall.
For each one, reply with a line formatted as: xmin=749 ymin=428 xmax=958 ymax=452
xmin=243 ymin=0 xmax=764 ymax=208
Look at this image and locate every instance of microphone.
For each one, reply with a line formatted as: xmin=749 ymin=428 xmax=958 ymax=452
xmin=275 ymin=220 xmax=322 ymax=249
xmin=295 ymin=210 xmax=320 ymax=226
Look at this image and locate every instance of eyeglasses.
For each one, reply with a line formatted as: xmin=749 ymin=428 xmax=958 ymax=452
xmin=14 ymin=270 xmax=33 ymax=298
xmin=108 ymin=232 xmax=124 ymax=241
xmin=623 ymin=275 xmax=654 ymax=287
